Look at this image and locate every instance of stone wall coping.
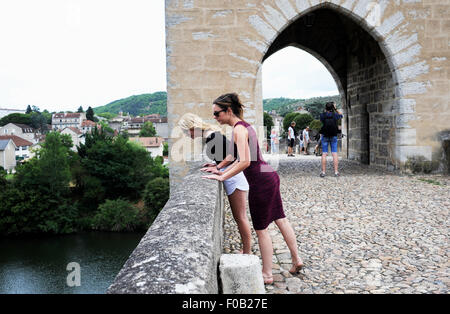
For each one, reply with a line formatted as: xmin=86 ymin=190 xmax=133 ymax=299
xmin=107 ymin=162 xmax=224 ymax=294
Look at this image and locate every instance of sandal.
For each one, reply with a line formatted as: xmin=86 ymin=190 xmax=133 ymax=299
xmin=289 ymin=262 xmax=304 ymax=274
xmin=262 ymin=275 xmax=273 ymax=285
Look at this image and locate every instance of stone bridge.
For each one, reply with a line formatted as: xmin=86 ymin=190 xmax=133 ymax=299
xmin=166 ymin=0 xmax=450 ymax=189
xmin=107 ymin=0 xmax=449 ymax=294
xmin=108 ymin=155 xmax=449 ymax=294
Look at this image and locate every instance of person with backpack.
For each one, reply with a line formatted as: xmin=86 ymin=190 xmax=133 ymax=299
xmin=319 ymin=102 xmax=343 ymax=177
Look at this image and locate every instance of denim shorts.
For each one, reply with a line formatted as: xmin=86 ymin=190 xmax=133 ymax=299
xmin=322 ymin=136 xmax=338 ymax=153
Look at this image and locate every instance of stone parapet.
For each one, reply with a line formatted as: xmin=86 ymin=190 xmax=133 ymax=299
xmin=107 ymin=162 xmax=224 ymax=294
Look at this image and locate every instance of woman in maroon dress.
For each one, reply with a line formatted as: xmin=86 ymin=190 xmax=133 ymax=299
xmin=202 ymin=93 xmax=304 ymax=284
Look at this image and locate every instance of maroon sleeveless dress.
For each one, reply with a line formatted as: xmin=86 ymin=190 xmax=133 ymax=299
xmin=232 ymin=121 xmax=286 ymax=230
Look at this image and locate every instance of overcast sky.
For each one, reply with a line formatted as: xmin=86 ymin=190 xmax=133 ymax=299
xmin=0 ymin=0 xmax=338 ymax=113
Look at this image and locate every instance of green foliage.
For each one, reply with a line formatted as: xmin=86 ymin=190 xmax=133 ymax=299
xmin=282 ymin=112 xmax=301 ymax=135
xmin=309 ymin=119 xmax=323 ymax=132
xmin=26 ymin=105 xmax=32 ymax=114
xmin=94 ymin=92 xmax=168 ymax=117
xmin=263 ymin=95 xmax=341 ymax=118
xmin=0 ymin=166 xmax=7 ymax=186
xmin=97 ymin=112 xmax=117 ymax=120
xmin=76 ymin=128 xmax=168 ymax=206
xmin=263 ymin=112 xmax=274 ymax=139
xmin=92 ymin=199 xmax=144 ymax=232
xmin=263 ymin=98 xmax=302 ymax=116
xmin=86 ymin=106 xmax=95 ymax=121
xmin=139 ymin=121 xmax=157 ymax=137
xmin=163 ymin=142 xmax=169 ymax=157
xmin=294 ymin=113 xmax=314 ymax=131
xmin=0 ymin=132 xmax=77 ymax=235
xmin=77 ymin=106 xmax=84 ymax=113
xmin=143 ymin=177 xmax=170 ymax=225
xmin=0 ymin=113 xmax=32 ymax=126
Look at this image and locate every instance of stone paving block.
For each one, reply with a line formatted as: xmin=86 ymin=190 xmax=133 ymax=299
xmin=219 ymin=254 xmax=265 ymax=294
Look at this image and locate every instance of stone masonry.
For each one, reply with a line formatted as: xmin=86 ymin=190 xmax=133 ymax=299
xmin=165 ymin=0 xmax=450 ymax=188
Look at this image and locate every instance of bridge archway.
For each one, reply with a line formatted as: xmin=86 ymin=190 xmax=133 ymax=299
xmin=257 ymin=3 xmax=400 ymax=167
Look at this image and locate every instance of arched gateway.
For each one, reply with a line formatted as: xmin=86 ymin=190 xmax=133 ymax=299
xmin=165 ymin=0 xmax=449 ymax=187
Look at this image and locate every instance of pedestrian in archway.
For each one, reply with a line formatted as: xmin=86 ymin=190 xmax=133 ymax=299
xmin=202 ymin=93 xmax=304 ymax=285
xmin=319 ymin=102 xmax=343 ymax=177
xmin=178 ymin=113 xmax=252 ymax=254
xmin=270 ymin=129 xmax=278 ymax=154
xmin=303 ymin=126 xmax=311 ymax=155
xmin=287 ymin=121 xmax=296 ymax=157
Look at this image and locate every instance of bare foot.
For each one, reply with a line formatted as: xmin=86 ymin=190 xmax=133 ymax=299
xmin=289 ymin=261 xmax=304 ymax=274
xmin=263 ymin=275 xmax=273 ymax=285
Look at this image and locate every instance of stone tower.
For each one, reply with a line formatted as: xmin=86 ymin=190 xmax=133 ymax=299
xmin=165 ymin=0 xmax=450 ymax=187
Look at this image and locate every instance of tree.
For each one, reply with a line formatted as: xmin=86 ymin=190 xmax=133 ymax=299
xmin=92 ymin=199 xmax=144 ymax=232
xmin=143 ymin=177 xmax=170 ymax=225
xmin=263 ymin=112 xmax=274 ymax=139
xmin=0 ymin=132 xmax=77 ymax=235
xmin=26 ymin=105 xmax=32 ymax=114
xmin=139 ymin=121 xmax=157 ymax=137
xmin=282 ymin=112 xmax=301 ymax=135
xmin=30 ymin=112 xmax=48 ymax=133
xmin=0 ymin=113 xmax=32 ymax=127
xmin=294 ymin=113 xmax=314 ymax=131
xmin=76 ymin=129 xmax=167 ymax=206
xmin=86 ymin=106 xmax=95 ymax=121
xmin=77 ymin=106 xmax=84 ymax=113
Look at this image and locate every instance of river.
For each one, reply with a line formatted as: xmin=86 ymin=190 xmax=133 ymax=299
xmin=0 ymin=231 xmax=145 ymax=294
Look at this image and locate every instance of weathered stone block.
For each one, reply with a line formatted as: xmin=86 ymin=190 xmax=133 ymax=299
xmin=219 ymin=254 xmax=265 ymax=294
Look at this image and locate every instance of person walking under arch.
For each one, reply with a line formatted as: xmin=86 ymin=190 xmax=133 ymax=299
xmin=202 ymin=93 xmax=304 ymax=284
xmin=287 ymin=121 xmax=296 ymax=157
xmin=319 ymin=102 xmax=343 ymax=177
xmin=178 ymin=113 xmax=252 ymax=254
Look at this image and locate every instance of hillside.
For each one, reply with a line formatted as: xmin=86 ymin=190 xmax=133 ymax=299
xmin=263 ymin=95 xmax=341 ymax=119
xmin=94 ymin=92 xmax=341 ymax=119
xmin=94 ymin=92 xmax=167 ymax=116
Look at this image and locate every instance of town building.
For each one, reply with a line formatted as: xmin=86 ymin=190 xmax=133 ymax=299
xmin=0 ymin=123 xmax=39 ymax=144
xmin=0 ymin=135 xmax=34 ymax=161
xmin=52 ymin=112 xmax=87 ymax=130
xmin=0 ymin=139 xmax=17 ymax=171
xmin=129 ymin=137 xmax=164 ymax=157
xmin=60 ymin=127 xmax=84 ymax=151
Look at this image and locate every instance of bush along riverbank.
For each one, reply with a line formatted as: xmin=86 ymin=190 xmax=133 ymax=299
xmin=0 ymin=129 xmax=169 ymax=236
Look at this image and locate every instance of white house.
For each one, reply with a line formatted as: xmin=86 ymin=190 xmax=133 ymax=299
xmin=0 ymin=123 xmax=39 ymax=144
xmin=60 ymin=127 xmax=84 ymax=151
xmin=129 ymin=137 xmax=164 ymax=157
xmin=0 ymin=135 xmax=34 ymax=161
xmin=52 ymin=112 xmax=86 ymax=130
xmin=0 ymin=139 xmax=17 ymax=171
xmin=81 ymin=120 xmax=99 ymax=134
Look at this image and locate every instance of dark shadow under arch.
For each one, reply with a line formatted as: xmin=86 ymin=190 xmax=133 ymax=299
xmin=262 ymin=7 xmax=398 ymax=168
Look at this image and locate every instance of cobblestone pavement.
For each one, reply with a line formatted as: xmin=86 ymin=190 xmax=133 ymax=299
xmin=223 ymin=155 xmax=450 ymax=294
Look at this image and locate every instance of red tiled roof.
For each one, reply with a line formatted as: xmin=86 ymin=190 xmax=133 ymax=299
xmin=0 ymin=135 xmax=33 ymax=147
xmin=130 ymin=137 xmax=164 ymax=148
xmin=81 ymin=120 xmax=97 ymax=127
xmin=60 ymin=127 xmax=82 ymax=135
xmin=53 ymin=113 xmax=82 ymax=119
xmin=130 ymin=118 xmax=146 ymax=123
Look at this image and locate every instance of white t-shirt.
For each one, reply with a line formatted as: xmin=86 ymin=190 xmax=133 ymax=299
xmin=288 ymin=126 xmax=295 ymax=140
xmin=302 ymin=129 xmax=310 ymax=142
